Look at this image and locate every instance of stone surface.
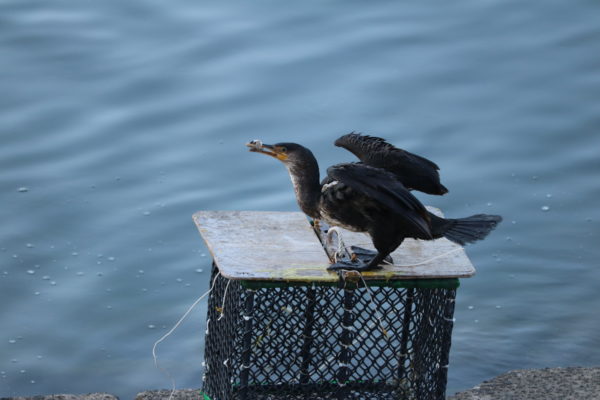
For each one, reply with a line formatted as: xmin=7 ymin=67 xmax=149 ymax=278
xmin=448 ymin=367 xmax=600 ymax=400
xmin=134 ymin=390 xmax=203 ymax=400
xmin=4 ymin=367 xmax=599 ymax=400
xmin=1 ymin=394 xmax=118 ymax=400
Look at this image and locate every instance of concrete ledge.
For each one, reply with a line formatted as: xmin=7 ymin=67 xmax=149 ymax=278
xmin=0 ymin=395 xmax=118 ymax=400
xmin=4 ymin=367 xmax=599 ymax=400
xmin=134 ymin=390 xmax=201 ymax=400
xmin=448 ymin=367 xmax=600 ymax=400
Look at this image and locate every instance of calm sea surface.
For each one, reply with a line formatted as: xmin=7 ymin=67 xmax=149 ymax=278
xmin=1 ymin=1 xmax=599 ymax=398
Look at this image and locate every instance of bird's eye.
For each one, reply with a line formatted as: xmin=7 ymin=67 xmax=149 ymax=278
xmin=280 ymin=147 xmax=287 ymax=153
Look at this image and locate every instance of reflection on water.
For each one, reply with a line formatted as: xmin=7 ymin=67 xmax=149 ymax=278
xmin=1 ymin=1 xmax=600 ymax=398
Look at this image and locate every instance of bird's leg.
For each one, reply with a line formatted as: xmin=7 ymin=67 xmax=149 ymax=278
xmin=328 ymin=234 xmax=403 ymax=272
xmin=364 ymin=250 xmax=393 ymax=270
xmin=349 ymin=246 xmax=393 ymax=265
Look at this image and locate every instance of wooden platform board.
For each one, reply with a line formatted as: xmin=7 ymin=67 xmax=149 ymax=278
xmin=193 ymin=209 xmax=475 ymax=283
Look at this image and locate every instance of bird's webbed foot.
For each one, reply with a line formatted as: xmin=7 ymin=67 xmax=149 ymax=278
xmin=327 ymin=259 xmax=383 ymax=272
xmin=349 ymin=246 xmax=393 ymax=265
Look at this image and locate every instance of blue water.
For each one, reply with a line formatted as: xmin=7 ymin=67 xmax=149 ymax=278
xmin=1 ymin=1 xmax=599 ymax=398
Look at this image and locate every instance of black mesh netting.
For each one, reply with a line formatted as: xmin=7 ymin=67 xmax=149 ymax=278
xmin=201 ymin=264 xmax=457 ymax=400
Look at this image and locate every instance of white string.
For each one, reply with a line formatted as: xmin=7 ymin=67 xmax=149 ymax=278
xmin=357 ymin=273 xmax=389 ymax=339
xmin=217 ymin=278 xmax=232 ymax=321
xmin=317 ymin=275 xmax=380 ymax=373
xmin=326 ymin=227 xmax=347 ymax=263
xmin=383 ymin=247 xmax=463 ymax=267
xmin=152 ymin=271 xmax=221 ymax=400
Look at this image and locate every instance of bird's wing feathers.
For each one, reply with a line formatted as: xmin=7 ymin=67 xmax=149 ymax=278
xmin=336 ymin=133 xmax=440 ymax=171
xmin=397 ymin=149 xmax=440 ymax=171
xmin=327 ymin=163 xmax=432 ymax=238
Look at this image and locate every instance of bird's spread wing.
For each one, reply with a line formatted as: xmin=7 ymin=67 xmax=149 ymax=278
xmin=336 ymin=133 xmax=440 ymax=170
xmin=334 ymin=133 xmax=449 ymax=196
xmin=326 ymin=163 xmax=432 ymax=238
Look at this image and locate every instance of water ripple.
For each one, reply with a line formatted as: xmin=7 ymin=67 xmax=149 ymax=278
xmin=2 ymin=1 xmax=600 ymax=398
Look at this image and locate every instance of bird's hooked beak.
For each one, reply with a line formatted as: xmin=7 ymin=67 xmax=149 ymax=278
xmin=246 ymin=140 xmax=288 ymax=161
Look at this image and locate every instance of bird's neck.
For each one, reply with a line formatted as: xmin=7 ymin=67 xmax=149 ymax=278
xmin=286 ymin=162 xmax=321 ymax=220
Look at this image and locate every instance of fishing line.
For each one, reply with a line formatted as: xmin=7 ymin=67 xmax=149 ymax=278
xmin=152 ymin=271 xmax=221 ymax=400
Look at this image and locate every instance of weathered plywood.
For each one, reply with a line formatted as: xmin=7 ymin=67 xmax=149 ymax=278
xmin=193 ymin=211 xmax=335 ymax=281
xmin=193 ymin=209 xmax=475 ymax=282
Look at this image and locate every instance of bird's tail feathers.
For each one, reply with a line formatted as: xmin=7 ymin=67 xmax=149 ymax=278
xmin=443 ymin=214 xmax=502 ymax=246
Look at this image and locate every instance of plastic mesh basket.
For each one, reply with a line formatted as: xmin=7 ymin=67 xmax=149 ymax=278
xmin=201 ymin=263 xmax=457 ymax=400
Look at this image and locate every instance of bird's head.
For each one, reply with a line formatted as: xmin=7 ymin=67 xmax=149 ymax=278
xmin=246 ymin=140 xmax=321 ymax=218
xmin=246 ymin=140 xmax=313 ymax=167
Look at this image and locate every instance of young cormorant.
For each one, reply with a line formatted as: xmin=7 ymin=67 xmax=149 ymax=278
xmin=335 ymin=132 xmax=449 ymax=195
xmin=247 ymin=140 xmax=501 ymax=271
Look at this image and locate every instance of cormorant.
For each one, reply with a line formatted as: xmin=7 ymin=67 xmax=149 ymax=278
xmin=335 ymin=132 xmax=448 ymax=195
xmin=247 ymin=140 xmax=501 ymax=271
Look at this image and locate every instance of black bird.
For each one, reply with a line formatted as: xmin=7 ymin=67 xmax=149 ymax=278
xmin=247 ymin=140 xmax=501 ymax=271
xmin=335 ymin=132 xmax=448 ymax=195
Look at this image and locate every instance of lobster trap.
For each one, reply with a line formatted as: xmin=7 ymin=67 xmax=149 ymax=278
xmin=194 ymin=211 xmax=475 ymax=400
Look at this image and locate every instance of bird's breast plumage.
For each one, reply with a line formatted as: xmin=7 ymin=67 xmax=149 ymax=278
xmin=319 ymin=180 xmax=373 ymax=232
